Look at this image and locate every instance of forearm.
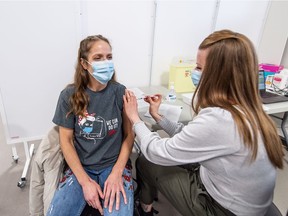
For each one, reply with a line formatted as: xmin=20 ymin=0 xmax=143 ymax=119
xmin=150 ymin=112 xmax=163 ymax=123
xmin=112 ymin=109 xmax=135 ymax=175
xmin=60 ymin=141 xmax=90 ymax=186
xmin=112 ymin=134 xmax=134 ymax=175
xmin=157 ymin=116 xmax=184 ymax=137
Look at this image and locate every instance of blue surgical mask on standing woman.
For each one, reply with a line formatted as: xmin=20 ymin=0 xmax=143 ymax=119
xmin=87 ymin=60 xmax=114 ymax=84
xmin=191 ymin=70 xmax=202 ymax=87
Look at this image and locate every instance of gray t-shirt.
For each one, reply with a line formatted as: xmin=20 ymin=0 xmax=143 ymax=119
xmin=53 ymin=81 xmax=126 ymax=170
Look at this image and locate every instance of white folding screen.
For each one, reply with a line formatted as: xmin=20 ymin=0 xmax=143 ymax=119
xmin=81 ymin=1 xmax=155 ymax=88
xmin=281 ymin=39 xmax=288 ymax=67
xmin=0 ymin=0 xmax=285 ymax=142
xmin=214 ymin=0 xmax=270 ymax=50
xmin=0 ymin=1 xmax=81 ymax=141
xmin=150 ymin=0 xmax=217 ymax=86
xmin=258 ymin=0 xmax=288 ymax=65
xmin=0 ymin=0 xmax=155 ymax=142
xmin=150 ymin=0 xmax=270 ymax=86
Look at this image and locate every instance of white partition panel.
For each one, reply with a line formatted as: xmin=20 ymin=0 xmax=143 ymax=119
xmin=0 ymin=0 xmax=286 ymax=143
xmin=214 ymin=0 xmax=269 ymax=49
xmin=0 ymin=1 xmax=81 ymax=141
xmin=258 ymin=1 xmax=288 ymax=64
xmin=82 ymin=1 xmax=155 ymax=88
xmin=0 ymin=1 xmax=155 ymax=142
xmin=150 ymin=0 xmax=217 ymax=86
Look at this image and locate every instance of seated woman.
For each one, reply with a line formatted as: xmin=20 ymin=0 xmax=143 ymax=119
xmin=47 ymin=35 xmax=134 ymax=216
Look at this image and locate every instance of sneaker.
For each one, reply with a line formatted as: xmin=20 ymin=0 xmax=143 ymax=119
xmin=135 ymin=204 xmax=159 ymax=216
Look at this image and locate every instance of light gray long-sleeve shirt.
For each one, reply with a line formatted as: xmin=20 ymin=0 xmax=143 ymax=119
xmin=133 ymin=107 xmax=276 ymax=216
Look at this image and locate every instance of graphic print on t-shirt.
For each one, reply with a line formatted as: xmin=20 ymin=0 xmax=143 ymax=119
xmin=78 ymin=111 xmax=118 ymax=144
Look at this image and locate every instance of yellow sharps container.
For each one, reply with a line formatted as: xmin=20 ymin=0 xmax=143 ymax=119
xmin=169 ymin=59 xmax=196 ymax=93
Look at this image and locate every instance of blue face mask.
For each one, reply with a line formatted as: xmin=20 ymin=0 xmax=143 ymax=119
xmin=191 ymin=69 xmax=202 ymax=87
xmin=87 ymin=60 xmax=114 ymax=84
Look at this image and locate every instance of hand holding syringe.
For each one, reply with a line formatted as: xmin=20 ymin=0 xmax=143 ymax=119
xmin=124 ymin=90 xmax=163 ymax=123
xmin=137 ymin=94 xmax=159 ymax=101
xmin=141 ymin=94 xmax=163 ymax=118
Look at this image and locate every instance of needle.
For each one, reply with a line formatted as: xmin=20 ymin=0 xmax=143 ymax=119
xmin=137 ymin=95 xmax=159 ymax=100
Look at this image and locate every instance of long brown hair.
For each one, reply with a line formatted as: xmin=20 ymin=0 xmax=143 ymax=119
xmin=192 ymin=29 xmax=284 ymax=168
xmin=67 ymin=35 xmax=116 ymax=117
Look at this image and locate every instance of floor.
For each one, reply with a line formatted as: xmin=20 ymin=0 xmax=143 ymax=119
xmin=0 ymin=115 xmax=287 ymax=216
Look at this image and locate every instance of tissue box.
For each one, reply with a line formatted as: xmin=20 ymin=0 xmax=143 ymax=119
xmin=259 ymin=63 xmax=283 ymax=72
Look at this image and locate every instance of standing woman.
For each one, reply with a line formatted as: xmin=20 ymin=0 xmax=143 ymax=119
xmin=47 ymin=35 xmax=134 ymax=216
xmin=124 ymin=29 xmax=284 ymax=216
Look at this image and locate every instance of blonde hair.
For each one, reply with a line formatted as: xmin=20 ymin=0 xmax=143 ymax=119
xmin=192 ymin=29 xmax=284 ymax=168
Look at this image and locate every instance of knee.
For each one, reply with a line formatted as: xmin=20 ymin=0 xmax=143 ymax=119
xmin=136 ymin=155 xmax=158 ymax=181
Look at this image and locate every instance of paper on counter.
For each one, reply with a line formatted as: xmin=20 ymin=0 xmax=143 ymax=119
xmin=144 ymin=103 xmax=183 ymax=122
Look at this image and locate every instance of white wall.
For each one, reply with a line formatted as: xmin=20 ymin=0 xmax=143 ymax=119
xmin=258 ymin=0 xmax=288 ymax=65
xmin=281 ymin=38 xmax=288 ymax=68
xmin=0 ymin=1 xmax=81 ymax=141
xmin=151 ymin=0 xmax=216 ymax=86
xmin=0 ymin=1 xmax=155 ymax=141
xmin=214 ymin=0 xmax=269 ymax=49
xmin=0 ymin=0 xmax=287 ymax=142
xmin=150 ymin=0 xmax=271 ymax=86
xmin=81 ymin=1 xmax=155 ymax=88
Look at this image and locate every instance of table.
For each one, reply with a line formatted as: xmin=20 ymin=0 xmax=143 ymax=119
xmin=137 ymin=86 xmax=288 ymax=150
xmin=265 ymin=102 xmax=288 ymax=150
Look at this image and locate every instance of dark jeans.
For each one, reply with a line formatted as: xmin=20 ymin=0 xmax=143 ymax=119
xmin=136 ymin=155 xmax=235 ymax=216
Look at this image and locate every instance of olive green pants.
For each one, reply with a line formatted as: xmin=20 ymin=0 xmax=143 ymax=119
xmin=136 ymin=155 xmax=235 ymax=216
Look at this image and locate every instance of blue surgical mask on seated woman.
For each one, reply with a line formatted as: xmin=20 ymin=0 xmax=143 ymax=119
xmin=191 ymin=69 xmax=202 ymax=87
xmin=87 ymin=60 xmax=114 ymax=84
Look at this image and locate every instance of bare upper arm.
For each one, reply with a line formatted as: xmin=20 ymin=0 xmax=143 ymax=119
xmin=59 ymin=126 xmax=74 ymax=147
